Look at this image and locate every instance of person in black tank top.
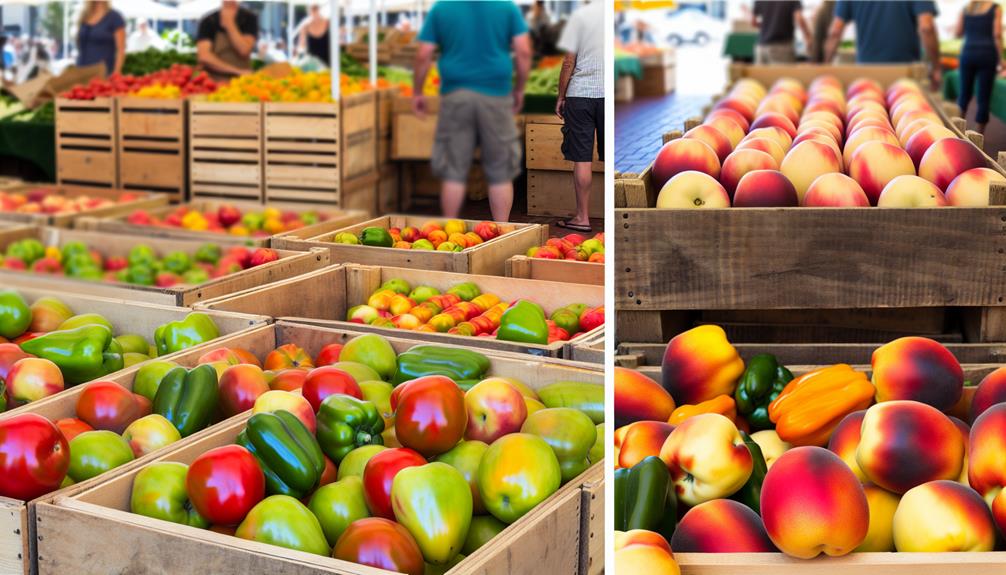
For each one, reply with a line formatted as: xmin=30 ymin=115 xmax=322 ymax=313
xmin=297 ymin=4 xmax=331 ymax=65
xmin=956 ymin=1 xmax=1003 ymax=133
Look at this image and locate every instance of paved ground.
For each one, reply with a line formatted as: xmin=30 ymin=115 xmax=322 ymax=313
xmin=615 ymin=93 xmax=709 ymax=174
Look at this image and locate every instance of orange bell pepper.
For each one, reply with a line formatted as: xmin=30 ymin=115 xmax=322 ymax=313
xmin=768 ymin=364 xmax=875 ymax=447
xmin=667 ymin=394 xmax=737 ymax=425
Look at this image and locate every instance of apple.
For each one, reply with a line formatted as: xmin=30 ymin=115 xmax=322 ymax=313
xmin=464 ymin=378 xmax=528 ymax=444
xmin=122 ymin=414 xmax=182 ymax=457
xmin=7 ymin=357 xmax=64 ymax=405
xmin=132 ymin=360 xmax=179 ymax=402
xmin=252 ymin=390 xmax=316 ymax=433
xmin=28 ymin=297 xmax=74 ymax=333
xmin=302 ymin=367 xmax=363 ymax=412
xmin=219 ymin=364 xmax=271 ymax=417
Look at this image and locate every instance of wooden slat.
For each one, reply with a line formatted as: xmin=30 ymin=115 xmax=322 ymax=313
xmin=505 ymin=255 xmax=604 ymax=286
xmin=528 ymin=169 xmax=605 ymax=219
xmin=525 ymin=121 xmax=603 ymax=172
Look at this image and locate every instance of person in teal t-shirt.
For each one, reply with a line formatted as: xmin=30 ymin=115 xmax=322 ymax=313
xmin=413 ymin=1 xmax=532 ymax=222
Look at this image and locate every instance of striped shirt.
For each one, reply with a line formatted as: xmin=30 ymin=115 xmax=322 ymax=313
xmin=558 ymin=1 xmax=604 ymax=99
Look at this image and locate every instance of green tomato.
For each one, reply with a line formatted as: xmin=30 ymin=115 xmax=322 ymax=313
xmin=67 ymin=431 xmax=135 ymax=482
xmin=130 ymin=462 xmax=208 ymax=528
xmin=235 ymin=495 xmax=330 ymax=556
xmin=308 ymin=476 xmax=370 ymax=546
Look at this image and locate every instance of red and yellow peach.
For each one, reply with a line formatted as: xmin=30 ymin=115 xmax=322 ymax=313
xmin=827 ymin=410 xmax=868 ymax=482
xmin=660 ymin=325 xmax=744 ymax=405
xmin=720 ymin=149 xmax=778 ymax=197
xmin=892 ymin=480 xmax=996 ymax=552
xmin=734 ymin=137 xmax=786 ymax=165
xmin=904 ymin=125 xmax=957 ymax=169
xmin=744 ymin=126 xmax=793 ymax=151
xmin=968 ymin=403 xmax=1006 ymax=533
xmin=614 ymin=367 xmax=675 ymax=427
xmin=614 ymin=530 xmax=681 ymax=575
xmin=842 ymin=126 xmax=901 ymax=167
xmin=750 ymin=112 xmax=797 ymax=138
xmin=733 ymin=170 xmax=799 ymax=207
xmin=651 ymin=139 xmax=721 ymax=189
xmin=780 ymin=139 xmax=842 ymax=202
xmin=655 ymin=171 xmax=730 ymax=209
xmin=855 ymin=484 xmax=900 ymax=552
xmin=660 ymin=413 xmax=753 ymax=506
xmin=804 ymin=173 xmax=870 ymax=207
xmin=877 ymin=175 xmax=948 ymax=207
xmin=970 ymin=367 xmax=1006 ymax=422
xmin=704 ymin=116 xmax=745 ymax=148
xmin=919 ymin=138 xmax=988 ymax=191
xmin=946 ymin=167 xmax=1006 ymax=207
xmin=684 ymin=125 xmax=732 ymax=163
xmin=617 ymin=420 xmax=675 ymax=469
xmin=750 ymin=429 xmax=790 ymax=469
xmin=871 ymin=337 xmax=963 ymax=410
xmin=707 ymin=107 xmax=750 ymax=132
xmin=670 ymin=499 xmax=776 ymax=552
xmin=848 ymin=141 xmax=916 ymax=205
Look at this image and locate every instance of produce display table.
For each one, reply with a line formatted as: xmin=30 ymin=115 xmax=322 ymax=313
xmin=943 ymin=68 xmax=1006 ymax=125
xmin=0 ymin=121 xmax=55 ymax=180
xmin=0 ymin=184 xmax=168 ymax=227
xmin=723 ymin=31 xmax=757 ymax=61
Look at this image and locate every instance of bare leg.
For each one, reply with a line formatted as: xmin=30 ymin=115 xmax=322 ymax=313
xmin=441 ymin=180 xmax=466 ymax=218
xmin=488 ymin=181 xmax=513 ymax=222
xmin=570 ymin=162 xmax=592 ymax=226
xmin=978 ymin=122 xmax=988 ymax=134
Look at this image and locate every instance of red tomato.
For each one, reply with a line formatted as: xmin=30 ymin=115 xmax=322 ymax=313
xmin=333 ymin=518 xmax=424 ymax=575
xmin=54 ymin=418 xmax=94 ymax=443
xmin=314 ymin=343 xmax=344 ymax=367
xmin=75 ymin=381 xmax=143 ymax=434
xmin=301 ymin=367 xmax=362 ymax=412
xmin=392 ymin=376 xmax=467 ymax=457
xmin=186 ymin=445 xmax=265 ymax=526
xmin=0 ymin=413 xmax=69 ymax=500
xmin=362 ymin=448 xmax=426 ymax=519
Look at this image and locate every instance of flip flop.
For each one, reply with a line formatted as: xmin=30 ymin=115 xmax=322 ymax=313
xmin=556 ymin=220 xmax=592 ymax=233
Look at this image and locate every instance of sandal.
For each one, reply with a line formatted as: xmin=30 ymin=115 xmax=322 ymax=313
xmin=556 ymin=219 xmax=592 ymax=233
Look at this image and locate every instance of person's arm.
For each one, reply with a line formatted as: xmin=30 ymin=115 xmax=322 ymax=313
xmin=511 ymin=33 xmax=531 ymax=114
xmin=955 ymin=10 xmax=965 ymax=38
xmin=555 ymin=52 xmax=575 ymax=119
xmin=221 ymin=11 xmax=256 ymax=59
xmin=113 ymin=26 xmax=125 ymax=75
xmin=823 ymin=17 xmax=847 ymax=63
xmin=917 ymin=11 xmax=940 ymax=90
xmin=411 ymin=42 xmax=436 ymax=118
xmin=795 ymin=8 xmax=813 ymax=53
xmin=996 ymin=6 xmax=1004 ymax=73
xmin=197 ymin=39 xmax=249 ymax=76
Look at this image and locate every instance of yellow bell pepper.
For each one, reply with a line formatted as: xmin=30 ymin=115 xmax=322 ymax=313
xmin=668 ymin=394 xmax=737 ymax=425
xmin=768 ymin=364 xmax=875 ymax=447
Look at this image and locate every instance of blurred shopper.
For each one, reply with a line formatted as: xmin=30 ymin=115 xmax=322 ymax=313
xmin=297 ymin=3 xmax=331 ymax=65
xmin=527 ymin=1 xmax=551 ymax=57
xmin=128 ymin=20 xmax=166 ymax=53
xmin=196 ymin=0 xmax=258 ymax=81
xmin=810 ymin=1 xmax=835 ymax=62
xmin=412 ymin=1 xmax=531 ymax=222
xmin=956 ymin=1 xmax=1002 ymax=134
xmin=77 ymin=1 xmax=125 ymax=76
xmin=555 ymin=0 xmax=603 ymax=233
xmin=752 ymin=0 xmax=813 ymax=64
xmin=824 ymin=1 xmax=940 ymax=90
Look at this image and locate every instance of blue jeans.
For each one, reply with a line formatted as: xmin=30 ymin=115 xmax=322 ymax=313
xmin=959 ymin=50 xmax=998 ymax=124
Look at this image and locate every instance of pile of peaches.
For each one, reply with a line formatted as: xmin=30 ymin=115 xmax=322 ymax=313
xmin=0 ymin=188 xmax=143 ymax=215
xmin=615 ymin=325 xmax=1006 ymax=572
xmin=653 ymin=76 xmax=1004 ymax=208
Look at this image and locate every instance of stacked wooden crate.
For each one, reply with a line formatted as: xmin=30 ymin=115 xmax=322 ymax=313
xmin=525 ymin=115 xmax=604 ymax=218
xmin=338 ymin=91 xmax=380 ymax=213
xmin=116 ymin=97 xmax=188 ymax=201
xmin=633 ymin=48 xmax=676 ymax=97
xmin=376 ymin=87 xmax=400 ymax=214
xmin=55 ymin=97 xmax=118 ymax=188
xmin=188 ymin=101 xmax=264 ymax=202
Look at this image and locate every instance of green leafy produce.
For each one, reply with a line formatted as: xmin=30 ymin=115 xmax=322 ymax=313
xmin=527 ymin=66 xmax=560 ymax=96
xmin=123 ymin=48 xmax=197 ymax=76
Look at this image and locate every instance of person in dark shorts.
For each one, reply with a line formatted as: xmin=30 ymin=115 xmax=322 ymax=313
xmin=556 ymin=0 xmax=603 ymax=233
xmin=956 ymin=1 xmax=1002 ymax=134
xmin=413 ymin=1 xmax=531 ymax=222
xmin=752 ymin=0 xmax=813 ymax=64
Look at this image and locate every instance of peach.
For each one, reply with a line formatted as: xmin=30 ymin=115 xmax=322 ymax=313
xmin=846 ymin=102 xmax=888 ymax=127
xmin=898 ymin=117 xmax=941 ymax=147
xmin=659 ymin=413 xmax=753 ymax=506
xmin=744 ymin=126 xmax=793 ymax=151
xmin=720 ymin=149 xmax=779 ymax=197
xmin=734 ymin=137 xmax=786 ymax=165
xmin=651 ymin=138 xmax=721 ymax=189
xmin=670 ymin=499 xmax=776 ymax=552
xmin=750 ymin=430 xmax=790 ymax=469
xmin=827 ymin=410 xmax=868 ymax=482
xmin=855 ymin=485 xmax=900 ymax=552
xmin=791 ymin=134 xmax=843 ymax=169
xmin=655 ymin=171 xmax=730 ymax=209
xmin=968 ymin=403 xmax=1006 ymax=532
xmin=872 ymin=337 xmax=963 ymax=410
xmin=796 ymin=121 xmax=842 ymax=144
xmin=842 ymin=126 xmax=901 ymax=167
xmin=893 ymin=480 xmax=996 ymax=552
xmin=804 ymin=173 xmax=870 ymax=207
xmin=970 ymin=367 xmax=1006 ymax=421
xmin=800 ymin=111 xmax=844 ymax=133
xmin=733 ymin=170 xmax=799 ymax=207
xmin=919 ymin=138 xmax=988 ymax=190
xmin=857 ymin=401 xmax=964 ymax=493
xmin=756 ymin=97 xmax=801 ymax=125
xmin=780 ymin=140 xmax=842 ymax=202
xmin=893 ymin=108 xmax=939 ymax=135
xmin=749 ymin=113 xmax=797 ymax=138
xmin=771 ymin=77 xmax=807 ymax=104
xmin=761 ymin=446 xmax=869 ymax=558
xmin=805 ymin=98 xmax=845 ymax=118
xmin=661 ymin=325 xmax=744 ymax=405
xmin=618 ymin=421 xmax=675 ymax=469
xmin=951 ymin=415 xmax=971 ymax=485
xmin=614 ymin=367 xmax=675 ymax=427
xmin=848 ymin=142 xmax=916 ymax=205
xmin=847 ymin=78 xmax=884 ymax=99
xmin=846 ymin=116 xmax=894 ymax=137
xmin=877 ymin=175 xmax=948 ymax=207
xmin=904 ymin=125 xmax=957 ymax=168
xmin=704 ymin=116 xmax=745 ymax=148
xmin=707 ymin=107 xmax=750 ymax=132
xmin=714 ymin=97 xmax=756 ymax=123
xmin=886 ymin=78 xmax=923 ymax=105
xmin=946 ymin=167 xmax=1006 ymax=207
xmin=684 ymin=125 xmax=732 ymax=163
xmin=614 ymin=530 xmax=680 ymax=575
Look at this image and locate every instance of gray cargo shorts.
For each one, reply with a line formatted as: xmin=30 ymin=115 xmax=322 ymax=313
xmin=432 ymin=89 xmax=522 ymax=185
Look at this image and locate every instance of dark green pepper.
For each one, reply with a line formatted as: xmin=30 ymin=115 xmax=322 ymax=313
xmin=237 ymin=410 xmax=325 ymax=498
xmin=0 ymin=290 xmax=31 ymax=339
xmin=20 ymin=325 xmax=124 ymax=384
xmin=730 ymin=431 xmax=768 ymax=514
xmin=153 ymin=313 xmax=220 ymax=356
xmin=446 ymin=282 xmax=480 ymax=302
xmin=153 ymin=365 xmax=219 ymax=437
xmin=734 ymin=353 xmax=794 ymax=431
xmin=538 ymin=381 xmax=604 ymax=424
xmin=360 ymin=227 xmax=394 ymax=247
xmin=316 ymin=394 xmax=385 ymax=463
xmin=497 ymin=300 xmax=549 ymax=345
xmin=392 ymin=345 xmax=490 ymax=386
xmin=614 ymin=456 xmax=677 ymax=538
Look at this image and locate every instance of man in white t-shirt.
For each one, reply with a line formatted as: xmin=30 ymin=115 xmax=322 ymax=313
xmin=555 ymin=0 xmax=603 ymax=233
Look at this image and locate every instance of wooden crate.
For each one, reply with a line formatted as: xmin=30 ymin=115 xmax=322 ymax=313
xmin=35 ymin=321 xmax=603 ymax=575
xmin=633 ymin=49 xmax=677 ymax=98
xmin=568 ymin=329 xmax=605 ymax=365
xmin=188 ymin=101 xmax=263 ymax=202
xmin=55 ymin=97 xmax=118 ymax=188
xmin=195 ymin=263 xmax=603 ymax=359
xmin=506 ymin=255 xmax=604 ymax=286
xmin=377 ymin=87 xmax=397 ymax=138
xmin=0 ymin=290 xmax=265 ymax=575
xmin=346 ymin=42 xmax=392 ymax=65
xmin=0 ymin=183 xmax=168 ymax=227
xmin=525 ymin=115 xmax=604 ymax=172
xmin=615 ymin=75 xmax=634 ymax=103
xmin=579 ymin=470 xmax=604 ymax=575
xmin=527 ymin=169 xmax=605 ymax=219
xmin=377 ymin=163 xmax=399 ymax=215
xmin=0 ymin=177 xmax=22 ymax=190
xmin=263 ymin=101 xmax=340 ymax=204
xmin=391 ymin=94 xmax=438 ymax=160
xmin=401 ymin=161 xmax=489 ymax=210
xmin=272 ymin=214 xmax=545 ymax=275
xmin=341 ymin=91 xmax=379 ymax=185
xmin=116 ymin=97 xmax=187 ymax=201
xmin=76 ymin=199 xmax=368 ymax=247
xmin=0 ymin=226 xmax=330 ymax=307
xmin=339 ymin=171 xmax=380 ymax=216
xmin=728 ymin=62 xmax=925 ymax=89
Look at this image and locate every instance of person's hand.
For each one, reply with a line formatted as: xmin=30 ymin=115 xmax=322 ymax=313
xmin=512 ymin=89 xmax=525 ymax=114
xmin=220 ymin=4 xmax=238 ymax=29
xmin=555 ymin=97 xmax=565 ymax=120
xmin=930 ymin=67 xmax=942 ymax=92
xmin=413 ymin=94 xmax=428 ymax=119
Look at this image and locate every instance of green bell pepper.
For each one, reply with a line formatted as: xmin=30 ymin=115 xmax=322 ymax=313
xmin=614 ymin=456 xmax=677 ymax=538
xmin=0 ymin=290 xmax=31 ymax=339
xmin=316 ymin=394 xmax=385 ymax=464
xmin=730 ymin=431 xmax=768 ymax=514
xmin=153 ymin=364 xmax=219 ymax=437
xmin=538 ymin=381 xmax=604 ymax=424
xmin=446 ymin=282 xmax=480 ymax=302
xmin=360 ymin=227 xmax=394 ymax=247
xmin=237 ymin=410 xmax=325 ymax=498
xmin=153 ymin=313 xmax=220 ymax=356
xmin=60 ymin=241 xmax=89 ymax=262
xmin=391 ymin=345 xmax=491 ymax=386
xmin=194 ymin=244 xmax=221 ymax=265
xmin=162 ymin=251 xmax=191 ymax=275
xmin=20 ymin=325 xmax=124 ymax=384
xmin=497 ymin=300 xmax=548 ymax=345
xmin=734 ymin=354 xmax=794 ymax=431
xmin=6 ymin=238 xmax=44 ymax=265
xmin=128 ymin=245 xmax=157 ymax=268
